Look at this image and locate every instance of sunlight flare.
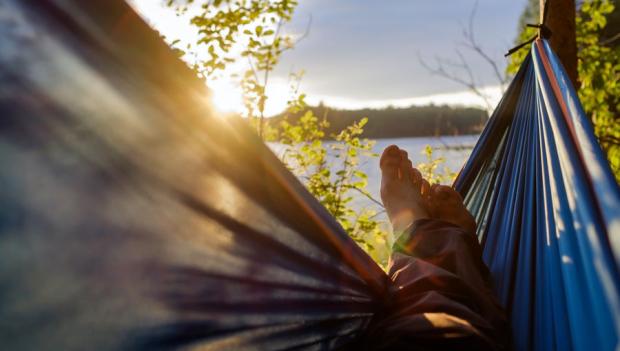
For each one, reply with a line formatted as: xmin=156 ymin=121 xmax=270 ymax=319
xmin=208 ymin=79 xmax=244 ymax=115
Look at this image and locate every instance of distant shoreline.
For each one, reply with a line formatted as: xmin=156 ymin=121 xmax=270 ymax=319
xmin=357 ymin=133 xmax=480 ymax=140
xmin=268 ymin=104 xmax=489 ymax=140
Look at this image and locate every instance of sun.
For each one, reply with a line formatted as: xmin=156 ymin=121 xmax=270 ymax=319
xmin=129 ymin=0 xmax=292 ymax=118
xmin=208 ymin=79 xmax=244 ymax=115
xmin=207 ymin=77 xmax=290 ymax=117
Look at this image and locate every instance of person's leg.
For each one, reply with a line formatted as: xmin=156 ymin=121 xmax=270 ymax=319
xmin=362 ymin=145 xmax=508 ymax=350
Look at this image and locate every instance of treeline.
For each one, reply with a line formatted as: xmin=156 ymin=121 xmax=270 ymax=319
xmin=268 ymin=104 xmax=488 ymax=139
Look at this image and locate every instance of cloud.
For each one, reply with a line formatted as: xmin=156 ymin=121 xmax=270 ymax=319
xmin=277 ymin=0 xmax=526 ymax=99
xmin=130 ymin=0 xmax=527 ymax=114
xmin=305 ymin=85 xmax=504 ymax=112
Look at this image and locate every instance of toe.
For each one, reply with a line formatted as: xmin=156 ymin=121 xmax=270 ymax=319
xmin=410 ymin=168 xmax=422 ymax=188
xmin=398 ymin=153 xmax=412 ymax=182
xmin=380 ymin=145 xmax=401 ymax=179
xmin=380 ymin=145 xmax=401 ymax=167
xmin=433 ymin=185 xmax=462 ymax=204
xmin=421 ymin=179 xmax=431 ymax=197
xmin=421 ymin=180 xmax=433 ymax=209
xmin=399 ymin=149 xmax=409 ymax=159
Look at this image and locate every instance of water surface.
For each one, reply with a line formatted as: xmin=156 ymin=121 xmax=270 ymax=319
xmin=272 ymin=134 xmax=479 ymax=215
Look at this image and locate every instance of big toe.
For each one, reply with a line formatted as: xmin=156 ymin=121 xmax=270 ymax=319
xmin=380 ymin=145 xmax=401 ymax=180
xmin=430 ymin=185 xmax=476 ymax=233
xmin=432 ymin=185 xmax=462 ymax=205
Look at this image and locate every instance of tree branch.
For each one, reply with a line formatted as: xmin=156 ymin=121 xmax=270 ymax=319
xmin=460 ymin=1 xmax=508 ymax=91
xmin=601 ymin=32 xmax=620 ymax=46
xmin=419 ymin=52 xmax=494 ymax=112
xmin=418 ymin=1 xmax=507 ymax=113
xmin=350 ymin=187 xmax=385 ymax=209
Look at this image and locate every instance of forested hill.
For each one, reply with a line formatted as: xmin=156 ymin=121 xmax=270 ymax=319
xmin=268 ymin=104 xmax=489 ymax=139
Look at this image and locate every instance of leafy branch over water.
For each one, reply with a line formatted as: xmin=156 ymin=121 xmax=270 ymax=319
xmin=165 ymin=0 xmax=457 ymax=266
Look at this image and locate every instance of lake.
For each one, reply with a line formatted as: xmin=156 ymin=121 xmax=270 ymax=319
xmin=272 ymin=134 xmax=479 ymax=215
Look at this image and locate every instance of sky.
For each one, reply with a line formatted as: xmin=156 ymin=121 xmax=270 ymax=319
xmin=131 ymin=0 xmax=527 ymax=115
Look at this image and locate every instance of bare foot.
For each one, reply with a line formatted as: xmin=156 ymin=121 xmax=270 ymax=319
xmin=427 ymin=184 xmax=477 ymax=233
xmin=380 ymin=145 xmax=429 ymax=232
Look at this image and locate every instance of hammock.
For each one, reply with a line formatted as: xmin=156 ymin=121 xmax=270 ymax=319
xmin=0 ymin=1 xmax=618 ymax=350
xmin=454 ymin=39 xmax=620 ymax=350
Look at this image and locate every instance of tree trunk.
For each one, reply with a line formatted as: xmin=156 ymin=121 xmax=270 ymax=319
xmin=541 ymin=0 xmax=579 ymax=88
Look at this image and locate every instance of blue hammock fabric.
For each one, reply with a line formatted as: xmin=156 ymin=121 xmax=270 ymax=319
xmin=1 ymin=1 xmax=619 ymax=350
xmin=455 ymin=40 xmax=620 ymax=351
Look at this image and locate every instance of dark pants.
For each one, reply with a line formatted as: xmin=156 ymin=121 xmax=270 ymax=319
xmin=360 ymin=219 xmax=509 ymax=350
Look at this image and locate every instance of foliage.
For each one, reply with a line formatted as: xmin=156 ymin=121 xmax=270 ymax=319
xmin=166 ymin=0 xmax=392 ymax=265
xmin=506 ymin=0 xmax=539 ymax=75
xmin=277 ymin=78 xmax=391 ymax=265
xmin=167 ymin=0 xmax=298 ymax=137
xmin=576 ymin=0 xmax=620 ymax=181
xmin=418 ymin=145 xmax=457 ymax=185
xmin=508 ymin=0 xmax=620 ymax=181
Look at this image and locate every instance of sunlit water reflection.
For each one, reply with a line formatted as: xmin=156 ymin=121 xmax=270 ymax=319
xmin=270 ymin=134 xmax=479 ymax=218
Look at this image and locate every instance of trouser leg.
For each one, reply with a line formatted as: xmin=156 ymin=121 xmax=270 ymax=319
xmin=361 ymin=219 xmax=509 ymax=350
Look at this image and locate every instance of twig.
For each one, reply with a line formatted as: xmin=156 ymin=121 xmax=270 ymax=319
xmin=292 ymin=14 xmax=312 ymax=46
xmin=418 ymin=1 xmax=507 ymax=113
xmin=350 ymin=187 xmax=385 ymax=209
xmin=256 ymin=18 xmax=285 ymax=137
xmin=367 ymin=209 xmax=387 ymax=220
xmin=419 ymin=53 xmax=494 ymax=112
xmin=601 ymin=32 xmax=620 ymax=46
xmin=460 ymin=1 xmax=508 ymax=91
